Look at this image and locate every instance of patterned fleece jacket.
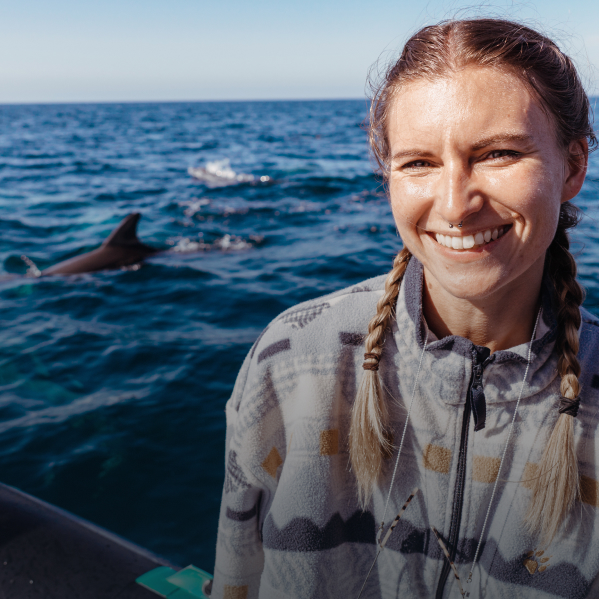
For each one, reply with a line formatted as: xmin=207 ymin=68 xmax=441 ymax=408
xmin=212 ymin=258 xmax=599 ymax=599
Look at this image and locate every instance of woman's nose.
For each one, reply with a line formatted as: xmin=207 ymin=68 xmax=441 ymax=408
xmin=434 ymin=161 xmax=483 ymax=225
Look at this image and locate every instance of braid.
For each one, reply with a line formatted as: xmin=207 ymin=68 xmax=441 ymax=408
xmin=350 ymin=247 xmax=411 ymax=505
xmin=526 ymin=203 xmax=584 ymax=543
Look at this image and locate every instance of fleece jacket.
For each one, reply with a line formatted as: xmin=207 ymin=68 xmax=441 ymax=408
xmin=211 ymin=257 xmax=599 ymax=599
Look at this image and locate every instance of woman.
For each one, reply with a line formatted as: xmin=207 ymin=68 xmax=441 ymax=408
xmin=212 ymin=19 xmax=599 ymax=599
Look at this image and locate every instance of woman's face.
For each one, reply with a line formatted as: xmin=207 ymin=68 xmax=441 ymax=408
xmin=387 ymin=66 xmax=586 ymax=303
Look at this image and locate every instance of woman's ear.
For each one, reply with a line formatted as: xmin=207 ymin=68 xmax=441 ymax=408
xmin=562 ymin=138 xmax=589 ymax=203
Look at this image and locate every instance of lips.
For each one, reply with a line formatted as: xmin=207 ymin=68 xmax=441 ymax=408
xmin=434 ymin=225 xmax=510 ymax=250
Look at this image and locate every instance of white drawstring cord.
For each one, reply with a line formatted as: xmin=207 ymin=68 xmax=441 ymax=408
xmin=356 ymin=487 xmax=419 ymax=599
xmin=378 ymin=330 xmax=429 ymax=543
xmin=357 ymin=332 xmax=428 ymax=599
xmin=466 ymin=307 xmax=542 ymax=584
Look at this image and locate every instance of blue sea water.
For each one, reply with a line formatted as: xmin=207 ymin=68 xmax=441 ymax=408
xmin=0 ymin=100 xmax=598 ymax=570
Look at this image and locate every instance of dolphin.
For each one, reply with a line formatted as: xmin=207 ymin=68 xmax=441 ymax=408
xmin=41 ymin=213 xmax=160 ymax=276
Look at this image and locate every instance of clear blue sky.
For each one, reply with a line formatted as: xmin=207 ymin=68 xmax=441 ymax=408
xmin=1 ymin=0 xmax=598 ymax=103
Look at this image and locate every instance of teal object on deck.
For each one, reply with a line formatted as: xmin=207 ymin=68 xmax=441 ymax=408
xmin=136 ymin=565 xmax=213 ymax=598
xmin=136 ymin=567 xmax=180 ymax=596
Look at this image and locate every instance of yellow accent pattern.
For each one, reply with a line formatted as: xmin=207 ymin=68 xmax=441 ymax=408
xmin=472 ymin=455 xmax=501 ymax=483
xmin=523 ymin=559 xmax=538 ymax=575
xmin=521 ymin=462 xmax=538 ymax=490
xmin=320 ymin=429 xmax=339 ymax=455
xmin=224 ymin=584 xmax=249 ymax=599
xmin=580 ymin=474 xmax=599 ymax=507
xmin=523 ymin=549 xmax=552 ymax=575
xmin=423 ymin=443 xmax=451 ymax=474
xmin=262 ymin=447 xmax=283 ymax=479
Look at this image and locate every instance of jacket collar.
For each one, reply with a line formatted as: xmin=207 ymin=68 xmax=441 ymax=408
xmin=402 ymin=255 xmax=557 ymax=365
xmin=389 ymin=256 xmax=560 ymax=405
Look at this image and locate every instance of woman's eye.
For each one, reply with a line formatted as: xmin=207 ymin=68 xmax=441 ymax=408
xmin=487 ymin=149 xmax=519 ymax=160
xmin=403 ymin=160 xmax=431 ymax=168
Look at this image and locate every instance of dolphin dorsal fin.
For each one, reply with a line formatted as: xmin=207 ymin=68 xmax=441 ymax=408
xmin=103 ymin=213 xmax=142 ymax=247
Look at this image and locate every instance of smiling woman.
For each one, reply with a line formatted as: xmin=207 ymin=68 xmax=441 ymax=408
xmin=386 ymin=68 xmax=583 ymax=313
xmin=212 ymin=19 xmax=599 ymax=599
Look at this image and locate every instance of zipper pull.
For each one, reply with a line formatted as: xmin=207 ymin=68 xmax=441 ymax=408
xmin=471 ymin=347 xmax=490 ymax=432
xmin=471 ymin=365 xmax=486 ymax=431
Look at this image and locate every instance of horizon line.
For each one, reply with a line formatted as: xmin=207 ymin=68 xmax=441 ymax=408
xmin=0 ymin=97 xmax=367 ymax=108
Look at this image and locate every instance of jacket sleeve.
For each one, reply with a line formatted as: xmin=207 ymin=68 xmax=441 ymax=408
xmin=211 ymin=351 xmax=269 ymax=599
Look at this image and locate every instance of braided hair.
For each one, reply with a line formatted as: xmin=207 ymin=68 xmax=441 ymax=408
xmin=349 ymin=247 xmax=411 ymax=504
xmin=526 ymin=202 xmax=584 ymax=543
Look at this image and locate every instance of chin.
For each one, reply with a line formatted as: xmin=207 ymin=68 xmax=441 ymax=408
xmin=427 ymin=268 xmax=509 ymax=302
xmin=442 ymin=284 xmax=500 ymax=302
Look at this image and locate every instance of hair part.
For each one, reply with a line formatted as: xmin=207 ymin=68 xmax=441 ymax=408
xmin=351 ymin=18 xmax=593 ymax=542
xmin=367 ymin=19 xmax=597 ymax=181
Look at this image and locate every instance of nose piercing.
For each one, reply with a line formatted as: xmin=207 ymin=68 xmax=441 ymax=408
xmin=448 ymin=221 xmax=463 ymax=229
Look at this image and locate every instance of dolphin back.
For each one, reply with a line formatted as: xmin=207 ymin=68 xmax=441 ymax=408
xmin=103 ymin=213 xmax=158 ymax=253
xmin=42 ymin=213 xmax=160 ymax=276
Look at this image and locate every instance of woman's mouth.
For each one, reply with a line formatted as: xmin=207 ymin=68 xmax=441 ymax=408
xmin=432 ymin=224 xmax=511 ymax=250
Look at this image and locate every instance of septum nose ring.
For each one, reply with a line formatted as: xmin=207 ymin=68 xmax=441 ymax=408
xmin=448 ymin=221 xmax=464 ymax=229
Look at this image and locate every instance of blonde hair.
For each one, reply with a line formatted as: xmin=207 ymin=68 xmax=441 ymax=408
xmin=349 ymin=247 xmax=411 ymax=504
xmin=350 ymin=18 xmax=594 ymax=543
xmin=526 ymin=205 xmax=585 ymax=544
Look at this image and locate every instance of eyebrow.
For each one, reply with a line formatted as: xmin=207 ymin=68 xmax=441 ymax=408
xmin=391 ymin=133 xmax=535 ymax=162
xmin=470 ymin=133 xmax=535 ymax=151
xmin=391 ymin=149 xmax=435 ymax=161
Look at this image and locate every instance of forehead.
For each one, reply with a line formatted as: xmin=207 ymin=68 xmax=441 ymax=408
xmin=387 ymin=66 xmax=554 ymax=150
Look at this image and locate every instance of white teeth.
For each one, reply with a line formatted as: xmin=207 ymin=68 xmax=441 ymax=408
xmin=452 ymin=236 xmax=463 ymax=250
xmin=435 ymin=225 xmax=509 ymax=250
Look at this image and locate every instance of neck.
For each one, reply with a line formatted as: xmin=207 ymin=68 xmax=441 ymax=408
xmin=422 ymin=260 xmax=544 ymax=353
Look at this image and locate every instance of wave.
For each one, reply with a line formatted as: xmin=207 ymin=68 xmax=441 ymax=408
xmin=0 ymin=388 xmax=151 ymax=435
xmin=180 ymin=198 xmax=210 ymax=218
xmin=188 ymin=159 xmax=270 ymax=187
xmin=170 ymin=234 xmax=262 ymax=253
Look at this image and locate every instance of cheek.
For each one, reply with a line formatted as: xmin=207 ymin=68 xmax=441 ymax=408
xmin=482 ymin=163 xmax=547 ymax=202
xmin=482 ymin=165 xmax=562 ymax=229
xmin=389 ymin=177 xmax=433 ymax=228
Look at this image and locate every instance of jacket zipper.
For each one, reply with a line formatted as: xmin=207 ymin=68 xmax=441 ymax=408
xmin=435 ymin=346 xmax=490 ymax=599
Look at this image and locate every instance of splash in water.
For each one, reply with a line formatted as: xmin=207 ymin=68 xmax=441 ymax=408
xmin=170 ymin=234 xmax=259 ymax=253
xmin=188 ymin=159 xmax=270 ymax=187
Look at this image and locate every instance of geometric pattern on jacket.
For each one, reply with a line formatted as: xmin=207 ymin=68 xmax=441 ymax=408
xmin=212 ymin=257 xmax=599 ymax=598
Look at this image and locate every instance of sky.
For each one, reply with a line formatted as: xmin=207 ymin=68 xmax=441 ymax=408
xmin=1 ymin=0 xmax=598 ymax=104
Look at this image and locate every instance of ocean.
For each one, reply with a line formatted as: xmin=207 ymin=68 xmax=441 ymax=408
xmin=0 ymin=100 xmax=598 ymax=569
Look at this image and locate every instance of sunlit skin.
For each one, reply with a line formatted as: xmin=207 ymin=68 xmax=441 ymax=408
xmin=387 ymin=66 xmax=588 ymax=352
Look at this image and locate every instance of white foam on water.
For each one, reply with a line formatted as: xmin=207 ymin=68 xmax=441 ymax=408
xmin=187 ymin=159 xmax=270 ymax=187
xmin=214 ymin=234 xmax=252 ymax=251
xmin=180 ymin=198 xmax=210 ymax=217
xmin=169 ymin=234 xmax=255 ymax=253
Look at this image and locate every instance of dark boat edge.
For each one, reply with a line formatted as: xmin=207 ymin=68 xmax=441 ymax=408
xmin=0 ymin=481 xmax=178 ymax=598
